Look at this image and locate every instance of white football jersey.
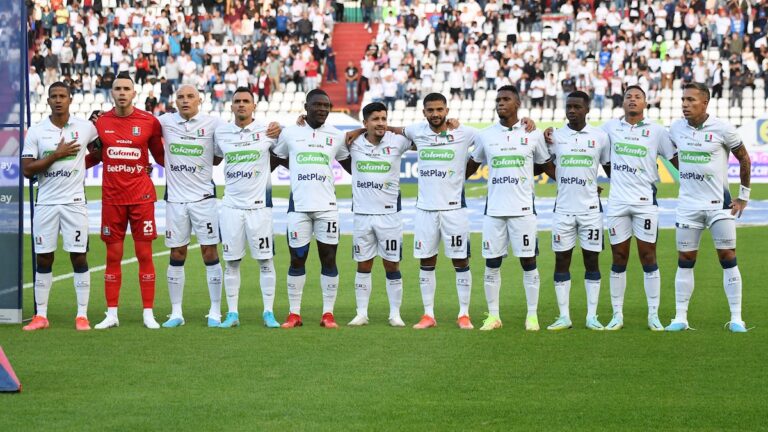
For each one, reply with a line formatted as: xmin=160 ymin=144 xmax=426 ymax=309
xmin=273 ymin=123 xmax=350 ymax=212
xmin=213 ymin=120 xmax=275 ymax=210
xmin=350 ymin=131 xmax=411 ymax=215
xmin=22 ymin=116 xmax=98 ymax=205
xmin=669 ymin=116 xmax=742 ymax=210
xmin=159 ymin=112 xmax=223 ymax=203
xmin=601 ymin=118 xmax=677 ymax=206
xmin=404 ymin=123 xmax=476 ymax=211
xmin=471 ymin=121 xmax=549 ymax=217
xmin=550 ymin=124 xmax=611 ymax=215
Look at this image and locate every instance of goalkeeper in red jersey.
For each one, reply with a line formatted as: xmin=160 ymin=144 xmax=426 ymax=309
xmin=93 ymin=73 xmax=165 ymax=329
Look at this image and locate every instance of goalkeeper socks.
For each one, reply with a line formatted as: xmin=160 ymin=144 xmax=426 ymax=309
xmin=321 ymin=266 xmax=339 ymax=314
xmin=419 ymin=266 xmax=436 ymax=317
xmin=483 ymin=265 xmax=501 ymax=318
xmin=721 ymin=259 xmax=743 ymax=323
xmin=104 ymin=241 xmax=124 ymax=307
xmin=385 ymin=271 xmax=403 ymax=319
xmin=643 ymin=264 xmax=661 ymax=316
xmin=205 ymin=260 xmax=223 ymax=319
xmin=287 ymin=267 xmax=306 ymax=315
xmin=354 ymin=271 xmax=372 ymax=317
xmin=223 ymin=260 xmax=241 ymax=314
xmin=675 ymin=260 xmax=695 ymax=322
xmin=167 ymin=259 xmax=185 ymax=318
xmin=134 ymin=241 xmax=156 ymax=309
xmin=610 ymin=265 xmax=627 ymax=316
xmin=522 ymin=264 xmax=540 ymax=315
xmin=554 ymin=272 xmax=571 ymax=318
xmin=585 ymin=271 xmax=601 ymax=318
xmin=73 ymin=265 xmax=90 ymax=318
xmin=34 ymin=266 xmax=53 ymax=318
xmin=455 ymin=266 xmax=472 ymax=317
xmin=258 ymin=259 xmax=276 ymax=313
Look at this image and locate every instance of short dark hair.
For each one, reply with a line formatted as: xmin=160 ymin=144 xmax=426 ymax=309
xmin=233 ymin=86 xmax=254 ymax=101
xmin=423 ymin=92 xmax=447 ymax=105
xmin=567 ymin=90 xmax=591 ymax=105
xmin=362 ymin=102 xmax=387 ymax=120
xmin=496 ymin=85 xmax=520 ymax=100
xmin=306 ymin=88 xmax=329 ymax=103
xmin=48 ymin=81 xmax=71 ymax=96
xmin=683 ymin=82 xmax=710 ymax=100
xmin=115 ymin=72 xmax=133 ymax=83
xmin=624 ymin=85 xmax=646 ymax=99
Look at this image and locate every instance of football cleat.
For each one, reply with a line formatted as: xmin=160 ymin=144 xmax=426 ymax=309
xmin=320 ymin=312 xmax=338 ymax=328
xmin=206 ymin=315 xmax=221 ymax=328
xmin=525 ymin=314 xmax=540 ymax=331
xmin=281 ymin=313 xmax=303 ymax=328
xmin=547 ymin=316 xmax=572 ymax=331
xmin=347 ymin=315 xmax=369 ymax=326
xmin=457 ymin=315 xmax=474 ymax=330
xmin=479 ymin=314 xmax=502 ymax=331
xmin=162 ymin=317 xmax=185 ymax=328
xmin=586 ymin=315 xmax=604 ymax=331
xmin=605 ymin=313 xmax=624 ymax=331
xmin=143 ymin=314 xmax=161 ymax=330
xmin=94 ymin=313 xmax=119 ymax=330
xmin=218 ymin=312 xmax=240 ymax=328
xmin=665 ymin=320 xmax=691 ymax=332
xmin=22 ymin=315 xmax=49 ymax=331
xmin=75 ymin=316 xmax=91 ymax=331
xmin=648 ymin=314 xmax=664 ymax=332
xmin=725 ymin=320 xmax=748 ymax=333
xmin=412 ymin=314 xmax=437 ymax=329
xmin=262 ymin=311 xmax=280 ymax=328
xmin=388 ymin=316 xmax=406 ymax=327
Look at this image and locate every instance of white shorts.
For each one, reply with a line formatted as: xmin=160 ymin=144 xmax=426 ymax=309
xmin=675 ymin=208 xmax=736 ymax=251
xmin=552 ymin=212 xmax=604 ymax=253
xmin=481 ymin=214 xmax=537 ymax=258
xmin=219 ymin=205 xmax=273 ymax=261
xmin=165 ymin=199 xmax=220 ymax=248
xmin=413 ymin=208 xmax=469 ymax=259
xmin=606 ymin=203 xmax=658 ymax=245
xmin=353 ymin=213 xmax=402 ymax=262
xmin=33 ymin=204 xmax=88 ymax=254
xmin=287 ymin=210 xmax=339 ymax=248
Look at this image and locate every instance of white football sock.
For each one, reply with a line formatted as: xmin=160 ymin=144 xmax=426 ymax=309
xmin=723 ymin=265 xmax=743 ymax=323
xmin=456 ymin=267 xmax=472 ymax=317
xmin=609 ymin=267 xmax=626 ymax=316
xmin=483 ymin=266 xmax=501 ymax=317
xmin=643 ymin=266 xmax=661 ymax=315
xmin=674 ymin=266 xmax=694 ymax=322
xmin=523 ymin=268 xmax=540 ymax=315
xmin=554 ymin=274 xmax=571 ymax=318
xmin=107 ymin=306 xmax=118 ymax=318
xmin=166 ymin=264 xmax=185 ymax=318
xmin=321 ymin=272 xmax=339 ymax=314
xmin=419 ymin=267 xmax=436 ymax=317
xmin=385 ymin=272 xmax=403 ymax=319
xmin=223 ymin=260 xmax=240 ymax=314
xmin=34 ymin=271 xmax=53 ymax=318
xmin=585 ymin=276 xmax=601 ymax=318
xmin=206 ymin=261 xmax=223 ymax=319
xmin=354 ymin=271 xmax=372 ymax=317
xmin=287 ymin=269 xmax=306 ymax=315
xmin=73 ymin=270 xmax=90 ymax=318
xmin=259 ymin=259 xmax=276 ymax=313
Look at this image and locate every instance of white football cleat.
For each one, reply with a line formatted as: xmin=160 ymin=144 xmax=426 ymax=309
xmin=347 ymin=315 xmax=369 ymax=326
xmin=388 ymin=316 xmax=406 ymax=327
xmin=94 ymin=313 xmax=119 ymax=330
xmin=143 ymin=311 xmax=160 ymax=329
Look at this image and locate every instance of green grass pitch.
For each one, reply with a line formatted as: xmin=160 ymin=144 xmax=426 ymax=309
xmin=1 ymin=186 xmax=767 ymax=430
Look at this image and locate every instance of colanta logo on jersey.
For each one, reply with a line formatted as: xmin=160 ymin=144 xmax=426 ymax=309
xmin=42 ymin=150 xmax=76 ymax=161
xmin=680 ymin=151 xmax=711 ymax=164
xmin=491 ymin=155 xmax=526 ymax=168
xmin=296 ymin=152 xmax=330 ymax=165
xmin=560 ymin=155 xmax=594 ymax=167
xmin=225 ymin=150 xmax=261 ymax=164
xmin=107 ymin=147 xmax=141 ymax=160
xmin=356 ymin=160 xmax=391 ymax=173
xmin=614 ymin=143 xmax=648 ymax=157
xmin=419 ymin=149 xmax=455 ymax=161
xmin=170 ymin=143 xmax=205 ymax=157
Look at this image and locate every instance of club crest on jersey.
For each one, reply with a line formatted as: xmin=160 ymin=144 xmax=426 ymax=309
xmin=382 ymin=146 xmax=392 ymax=155
xmin=290 ymin=231 xmax=299 ymax=239
xmin=482 ymin=241 xmax=490 ymax=250
xmin=415 ymin=240 xmax=423 ymax=250
xmin=197 ymin=128 xmax=205 ymax=137
xmin=587 ymin=139 xmax=596 ymax=148
xmin=704 ymin=133 xmax=714 ymax=142
xmin=102 ymin=226 xmax=111 ymax=236
xmin=70 ymin=131 xmax=79 ymax=140
xmin=609 ymin=228 xmax=616 ymax=236
xmin=641 ymin=129 xmax=650 ymax=137
xmin=325 ymin=137 xmax=334 ymax=146
xmin=553 ymin=234 xmax=561 ymax=243
xmin=520 ymin=137 xmax=529 ymax=145
xmin=132 ymin=126 xmax=141 ymax=136
xmin=252 ymin=133 xmax=261 ymax=141
xmin=35 ymin=235 xmax=42 ymax=245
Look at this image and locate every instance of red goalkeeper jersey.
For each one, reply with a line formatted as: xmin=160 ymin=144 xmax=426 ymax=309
xmin=96 ymin=108 xmax=165 ymax=205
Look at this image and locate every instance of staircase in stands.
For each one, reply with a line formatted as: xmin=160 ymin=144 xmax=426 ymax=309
xmin=322 ymin=22 xmax=377 ymax=118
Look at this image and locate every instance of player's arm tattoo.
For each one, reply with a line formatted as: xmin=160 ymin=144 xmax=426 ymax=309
xmin=465 ymin=159 xmax=481 ymax=179
xmin=732 ymin=145 xmax=751 ymax=187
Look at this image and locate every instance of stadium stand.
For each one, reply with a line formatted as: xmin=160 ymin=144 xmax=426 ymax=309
xmin=24 ymin=0 xmax=768 ymax=127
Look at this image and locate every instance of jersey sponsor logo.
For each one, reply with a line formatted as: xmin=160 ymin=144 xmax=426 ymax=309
xmin=491 ymin=175 xmax=527 ymax=185
xmin=170 ymin=143 xmax=205 ymax=156
xmin=680 ymin=150 xmax=711 ymax=164
xmin=559 ymin=176 xmax=591 ymax=186
xmin=106 ymin=164 xmax=143 ymax=174
xmin=612 ymin=162 xmax=641 ymax=175
xmin=107 ymin=147 xmax=141 ymax=160
xmin=42 ymin=150 xmax=75 ymax=161
xmin=132 ymin=126 xmax=141 ymax=136
xmin=356 ymin=160 xmax=391 ymax=173
xmin=43 ymin=168 xmax=77 ymax=178
xmin=491 ymin=155 xmax=526 ymax=168
xmin=169 ymin=164 xmax=200 ymax=173
xmin=614 ymin=143 xmax=648 ymax=158
xmin=296 ymin=151 xmax=330 ymax=165
xmin=679 ymin=172 xmax=714 ymax=181
xmin=559 ymin=155 xmax=594 ymax=167
xmin=356 ymin=180 xmax=384 ymax=189
xmin=297 ymin=173 xmax=329 ymax=182
xmin=225 ymin=170 xmax=254 ymax=179
xmin=225 ymin=150 xmax=261 ymax=164
xmin=419 ymin=169 xmax=455 ymax=178
xmin=419 ymin=148 xmax=455 ymax=161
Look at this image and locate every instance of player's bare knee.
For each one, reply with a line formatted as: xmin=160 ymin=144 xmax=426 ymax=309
xmin=677 ymin=250 xmax=698 ymax=263
xmin=382 ymin=259 xmax=399 ymax=273
xmin=357 ymin=259 xmax=374 ymax=273
xmin=554 ymin=251 xmax=572 ymax=272
xmin=583 ymin=250 xmax=600 ymax=272
xmin=421 ymin=255 xmax=437 ymax=267
xmin=716 ymin=248 xmax=737 ymax=263
xmin=36 ymin=252 xmax=54 ymax=269
xmin=452 ymin=258 xmax=469 ymax=269
xmin=170 ymin=245 xmax=187 ymax=261
xmin=486 ymin=257 xmax=503 ymax=269
xmin=519 ymin=257 xmax=536 ymax=271
xmin=611 ymin=245 xmax=630 ymax=266
xmin=200 ymin=245 xmax=218 ymax=263
xmin=69 ymin=252 xmax=88 ymax=269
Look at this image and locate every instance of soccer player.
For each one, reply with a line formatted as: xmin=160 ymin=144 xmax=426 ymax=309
xmin=93 ymin=73 xmax=165 ymax=329
xmin=599 ymin=86 xmax=678 ymax=331
xmin=158 ymin=85 xmax=223 ymax=328
xmin=21 ymin=81 xmax=100 ymax=331
xmin=666 ymin=82 xmax=751 ymax=332
xmin=545 ymin=91 xmax=611 ymax=331
xmin=346 ymin=102 xmax=411 ymax=327
xmin=403 ymin=93 xmax=477 ymax=330
xmin=273 ymin=89 xmax=351 ymax=329
xmin=214 ymin=87 xmax=283 ymax=329
xmin=466 ymin=85 xmax=552 ymax=331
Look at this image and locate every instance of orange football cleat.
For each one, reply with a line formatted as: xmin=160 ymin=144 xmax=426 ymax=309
xmin=320 ymin=312 xmax=338 ymax=328
xmin=457 ymin=315 xmax=474 ymax=330
xmin=75 ymin=316 xmax=91 ymax=331
xmin=281 ymin=313 xmax=303 ymax=328
xmin=412 ymin=314 xmax=437 ymax=329
xmin=22 ymin=315 xmax=49 ymax=331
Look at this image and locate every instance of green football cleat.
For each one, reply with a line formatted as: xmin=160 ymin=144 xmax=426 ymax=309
xmin=525 ymin=315 xmax=540 ymax=331
xmin=479 ymin=314 xmax=502 ymax=331
xmin=547 ymin=316 xmax=572 ymax=331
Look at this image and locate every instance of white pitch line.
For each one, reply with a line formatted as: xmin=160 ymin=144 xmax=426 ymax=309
xmin=18 ymin=244 xmax=200 ymax=290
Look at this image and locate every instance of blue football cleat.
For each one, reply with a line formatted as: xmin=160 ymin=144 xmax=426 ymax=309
xmin=161 ymin=317 xmax=185 ymax=328
xmin=665 ymin=320 xmax=690 ymax=332
xmin=206 ymin=315 xmax=221 ymax=327
xmin=263 ymin=311 xmax=280 ymax=328
xmin=218 ymin=312 xmax=240 ymax=328
xmin=726 ymin=321 xmax=748 ymax=333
